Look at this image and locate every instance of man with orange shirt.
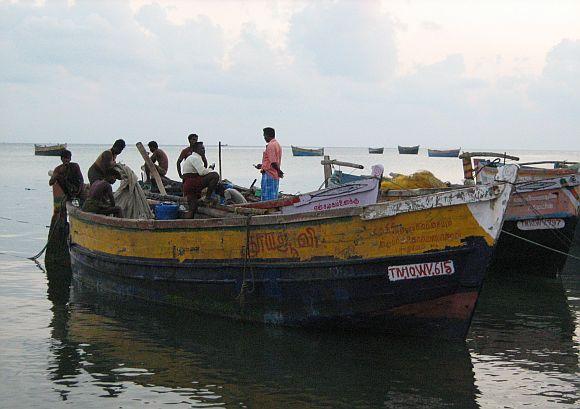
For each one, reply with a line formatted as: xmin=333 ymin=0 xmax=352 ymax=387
xmin=254 ymin=127 xmax=283 ymax=201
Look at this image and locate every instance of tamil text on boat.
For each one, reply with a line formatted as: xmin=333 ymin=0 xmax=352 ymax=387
xmin=462 ymin=152 xmax=579 ymax=275
xmin=67 ymin=163 xmax=518 ymax=340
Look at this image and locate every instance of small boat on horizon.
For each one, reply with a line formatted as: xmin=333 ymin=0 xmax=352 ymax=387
xmin=398 ymin=145 xmax=419 ymax=155
xmin=368 ymin=147 xmax=384 ymax=154
xmin=428 ymin=148 xmax=461 ymax=158
xmin=291 ymin=146 xmax=324 ymax=156
xmin=34 ymin=143 xmax=67 ymax=156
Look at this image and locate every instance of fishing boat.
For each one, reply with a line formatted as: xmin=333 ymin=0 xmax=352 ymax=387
xmin=291 ymin=146 xmax=325 ymax=156
xmin=398 ymin=145 xmax=419 ymax=155
xmin=428 ymin=148 xmax=461 ymax=158
xmin=462 ymin=153 xmax=580 ymax=275
xmin=67 ymin=164 xmax=517 ymax=340
xmin=369 ymin=147 xmax=384 ymax=154
xmin=34 ymin=143 xmax=67 ymax=156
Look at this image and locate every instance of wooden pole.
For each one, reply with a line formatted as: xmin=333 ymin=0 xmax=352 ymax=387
xmin=136 ymin=142 xmax=167 ymax=196
xmin=218 ymin=141 xmax=222 ymax=180
xmin=323 ymin=155 xmax=331 ymax=188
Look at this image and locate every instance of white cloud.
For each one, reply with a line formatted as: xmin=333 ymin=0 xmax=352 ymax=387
xmin=288 ymin=1 xmax=397 ymax=82
xmin=0 ymin=0 xmax=578 ymax=149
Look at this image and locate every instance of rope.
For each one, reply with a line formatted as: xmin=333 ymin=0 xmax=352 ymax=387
xmin=28 ymin=197 xmax=68 ymax=261
xmin=236 ymin=214 xmax=255 ymax=304
xmin=500 ymin=229 xmax=580 ymax=261
xmin=0 ymin=216 xmax=47 ymax=225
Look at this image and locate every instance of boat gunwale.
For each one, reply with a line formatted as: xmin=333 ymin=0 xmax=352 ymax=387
xmin=67 ymin=182 xmax=502 ymax=230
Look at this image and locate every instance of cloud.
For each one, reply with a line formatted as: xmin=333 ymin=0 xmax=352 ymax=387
xmin=0 ymin=1 xmax=578 ymax=149
xmin=421 ymin=21 xmax=442 ymax=31
xmin=288 ymin=0 xmax=397 ymax=82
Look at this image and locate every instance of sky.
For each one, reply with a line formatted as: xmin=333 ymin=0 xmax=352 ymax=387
xmin=1 ymin=0 xmax=579 ymax=149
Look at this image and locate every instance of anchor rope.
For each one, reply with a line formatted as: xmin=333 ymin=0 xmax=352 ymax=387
xmin=500 ymin=229 xmax=580 ymax=261
xmin=236 ymin=214 xmax=255 ymax=303
xmin=29 ymin=198 xmax=68 ymax=261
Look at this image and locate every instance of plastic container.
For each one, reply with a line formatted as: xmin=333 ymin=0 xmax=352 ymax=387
xmin=154 ymin=203 xmax=180 ymax=220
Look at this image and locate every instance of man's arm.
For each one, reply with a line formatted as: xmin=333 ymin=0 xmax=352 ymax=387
xmin=102 ymin=150 xmax=114 ymax=171
xmin=271 ymin=162 xmax=284 ymax=178
xmin=49 ymin=165 xmax=63 ymax=186
xmin=105 ymin=185 xmax=115 ymax=207
xmin=176 ymin=156 xmax=184 ymax=179
xmin=73 ymin=163 xmax=84 ymax=195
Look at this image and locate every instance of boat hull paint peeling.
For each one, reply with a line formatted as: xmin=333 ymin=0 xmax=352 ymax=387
xmin=68 ymin=165 xmax=518 ymax=339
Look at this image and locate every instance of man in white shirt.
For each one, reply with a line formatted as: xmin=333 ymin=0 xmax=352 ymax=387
xmin=181 ymin=142 xmax=219 ymax=215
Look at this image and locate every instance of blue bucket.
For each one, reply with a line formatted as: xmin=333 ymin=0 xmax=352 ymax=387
xmin=154 ymin=203 xmax=180 ymax=220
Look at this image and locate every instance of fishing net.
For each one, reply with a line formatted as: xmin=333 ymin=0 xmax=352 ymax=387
xmin=113 ymin=164 xmax=154 ymax=219
xmin=381 ymin=170 xmax=448 ymax=190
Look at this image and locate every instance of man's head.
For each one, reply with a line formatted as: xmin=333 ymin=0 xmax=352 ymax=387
xmin=106 ymin=169 xmax=121 ymax=184
xmin=112 ymin=139 xmax=126 ymax=155
xmin=188 ymin=133 xmax=198 ymax=147
xmin=148 ymin=141 xmax=158 ymax=152
xmin=263 ymin=127 xmax=275 ymax=142
xmin=60 ymin=149 xmax=72 ymax=164
xmin=192 ymin=141 xmax=205 ymax=156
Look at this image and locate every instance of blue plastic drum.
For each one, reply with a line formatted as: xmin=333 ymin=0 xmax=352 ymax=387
xmin=154 ymin=203 xmax=180 ymax=220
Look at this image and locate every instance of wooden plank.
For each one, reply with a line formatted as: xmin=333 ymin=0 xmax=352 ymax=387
xmin=459 ymin=152 xmax=519 ymax=161
xmin=320 ymin=159 xmax=364 ymax=169
xmin=136 ymin=142 xmax=167 ymax=195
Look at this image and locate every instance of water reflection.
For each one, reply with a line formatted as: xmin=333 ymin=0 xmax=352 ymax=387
xmin=44 ymin=260 xmax=579 ymax=408
xmin=468 ymin=275 xmax=578 ymax=407
xmin=45 ymin=262 xmax=81 ymax=401
xmin=44 ymin=277 xmax=478 ymax=408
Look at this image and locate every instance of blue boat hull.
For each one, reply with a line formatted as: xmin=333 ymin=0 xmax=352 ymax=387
xmin=70 ymin=235 xmax=493 ymax=339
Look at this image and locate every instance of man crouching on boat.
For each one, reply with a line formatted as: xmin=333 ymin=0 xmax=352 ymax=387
xmin=181 ymin=142 xmax=219 ymax=216
xmin=82 ymin=172 xmax=123 ymax=218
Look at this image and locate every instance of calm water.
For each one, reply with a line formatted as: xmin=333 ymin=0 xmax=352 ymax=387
xmin=0 ymin=143 xmax=578 ymax=408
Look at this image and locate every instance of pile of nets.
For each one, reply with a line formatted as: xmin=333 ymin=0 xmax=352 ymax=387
xmin=381 ymin=170 xmax=448 ymax=190
xmin=113 ymin=163 xmax=154 ymax=219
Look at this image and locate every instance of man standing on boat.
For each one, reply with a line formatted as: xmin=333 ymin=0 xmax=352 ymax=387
xmin=255 ymin=127 xmax=283 ymax=201
xmin=182 ymin=142 xmax=219 ymax=215
xmin=88 ymin=139 xmax=126 ymax=184
xmin=144 ymin=140 xmax=169 ymax=182
xmin=49 ymin=149 xmax=84 ymax=201
xmin=177 ymin=133 xmax=208 ymax=179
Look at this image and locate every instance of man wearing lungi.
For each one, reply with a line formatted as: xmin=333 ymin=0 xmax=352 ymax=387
xmin=255 ymin=127 xmax=283 ymax=201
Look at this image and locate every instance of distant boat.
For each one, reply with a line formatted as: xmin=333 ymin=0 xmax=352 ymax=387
xmin=428 ymin=148 xmax=461 ymax=158
xmin=368 ymin=147 xmax=384 ymax=154
xmin=398 ymin=145 xmax=419 ymax=155
xmin=291 ymin=146 xmax=324 ymax=157
xmin=34 ymin=143 xmax=67 ymax=156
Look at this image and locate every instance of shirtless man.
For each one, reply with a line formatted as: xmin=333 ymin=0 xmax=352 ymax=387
xmin=88 ymin=139 xmax=126 ymax=185
xmin=144 ymin=140 xmax=169 ymax=181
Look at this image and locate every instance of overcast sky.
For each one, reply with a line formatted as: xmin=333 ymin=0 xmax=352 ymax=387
xmin=1 ymin=0 xmax=579 ymax=148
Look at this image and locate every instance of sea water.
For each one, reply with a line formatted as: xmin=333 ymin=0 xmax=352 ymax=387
xmin=0 ymin=143 xmax=578 ymax=408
